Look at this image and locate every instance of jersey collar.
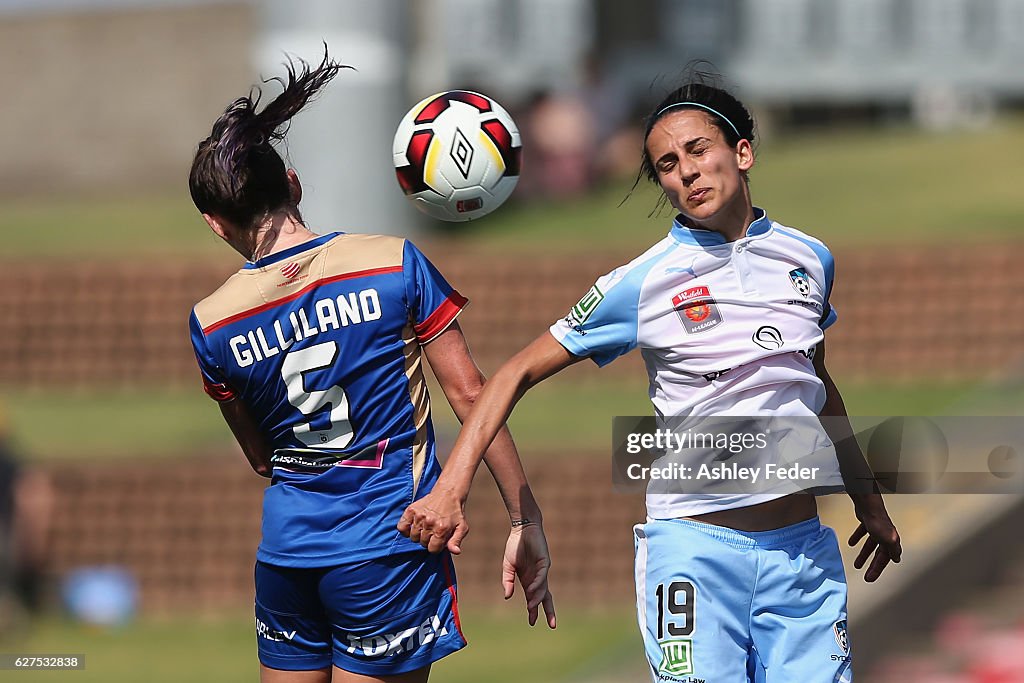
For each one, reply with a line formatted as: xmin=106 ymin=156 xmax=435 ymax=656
xmin=242 ymin=232 xmax=342 ymax=269
xmin=669 ymin=208 xmax=771 ymax=247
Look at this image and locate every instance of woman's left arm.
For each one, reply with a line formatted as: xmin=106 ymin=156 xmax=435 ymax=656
xmin=814 ymin=339 xmax=902 ymax=582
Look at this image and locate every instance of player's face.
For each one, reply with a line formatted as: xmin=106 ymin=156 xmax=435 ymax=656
xmin=646 ymin=110 xmax=754 ymax=230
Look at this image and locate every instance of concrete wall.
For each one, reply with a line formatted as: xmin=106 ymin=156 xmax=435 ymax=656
xmin=0 ymin=3 xmax=255 ymax=196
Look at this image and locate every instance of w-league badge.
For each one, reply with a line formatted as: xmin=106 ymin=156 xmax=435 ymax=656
xmin=789 ymin=268 xmax=811 ymax=297
xmin=672 ymin=286 xmax=723 ymax=334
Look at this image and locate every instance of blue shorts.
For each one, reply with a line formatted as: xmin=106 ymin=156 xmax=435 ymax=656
xmin=634 ymin=517 xmax=851 ymax=683
xmin=254 ymin=551 xmax=466 ymax=675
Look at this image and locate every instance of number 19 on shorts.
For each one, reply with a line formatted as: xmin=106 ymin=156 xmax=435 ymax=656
xmin=656 ymin=580 xmax=695 ymax=638
xmin=655 ymin=581 xmax=696 ymax=678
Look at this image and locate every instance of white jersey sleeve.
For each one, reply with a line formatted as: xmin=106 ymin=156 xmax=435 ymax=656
xmin=549 ymin=239 xmax=677 ymax=367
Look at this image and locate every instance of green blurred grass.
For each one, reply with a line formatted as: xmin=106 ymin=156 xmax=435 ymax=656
xmin=2 ymin=609 xmax=640 ymax=683
xmin=1 ymin=616 xmax=254 ymax=683
xmin=0 ymin=194 xmax=220 ymax=258
xmin=0 ymin=388 xmax=235 ymax=461
xmin=2 ymin=118 xmax=1022 ymax=257
xmin=3 ymin=380 xmax=1018 ymax=461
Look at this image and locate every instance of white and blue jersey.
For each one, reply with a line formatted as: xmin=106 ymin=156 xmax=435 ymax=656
xmin=549 ymin=209 xmax=845 ymax=517
xmin=552 ymin=210 xmax=855 ymax=682
xmin=190 ymin=233 xmax=467 ymax=567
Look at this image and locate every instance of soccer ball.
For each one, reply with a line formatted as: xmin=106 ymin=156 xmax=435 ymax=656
xmin=393 ymin=90 xmax=521 ymax=222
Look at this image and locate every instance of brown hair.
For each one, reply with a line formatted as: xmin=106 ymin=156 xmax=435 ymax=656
xmin=188 ymin=47 xmax=350 ymax=230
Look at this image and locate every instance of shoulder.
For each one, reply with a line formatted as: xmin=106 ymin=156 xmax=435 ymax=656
xmin=332 ymin=232 xmax=407 ymax=251
xmin=769 ymin=220 xmax=834 ymax=256
xmin=768 ymin=219 xmax=835 ymax=272
xmin=192 ymin=271 xmax=251 ymax=334
xmin=567 ymin=236 xmax=679 ymax=326
xmin=763 ymin=219 xmax=838 ymax=299
xmin=596 ymin=235 xmax=680 ymax=294
xmin=314 ymin=233 xmax=412 ymax=286
xmin=325 ymin=233 xmax=408 ymax=265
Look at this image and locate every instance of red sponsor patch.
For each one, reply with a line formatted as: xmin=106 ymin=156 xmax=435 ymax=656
xmin=672 ymin=286 xmax=723 ymax=334
xmin=280 ymin=262 xmax=301 ymax=279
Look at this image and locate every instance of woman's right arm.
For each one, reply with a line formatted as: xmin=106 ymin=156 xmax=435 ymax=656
xmin=397 ymin=332 xmax=579 ymax=551
xmin=419 ymin=322 xmax=571 ymax=627
xmin=218 ymin=398 xmax=274 ymax=478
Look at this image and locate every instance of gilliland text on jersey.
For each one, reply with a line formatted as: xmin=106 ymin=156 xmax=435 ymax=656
xmin=229 ymin=288 xmax=382 ymax=368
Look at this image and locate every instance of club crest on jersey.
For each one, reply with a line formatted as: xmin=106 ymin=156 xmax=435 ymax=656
xmin=789 ymin=268 xmax=811 ymax=297
xmin=672 ymin=286 xmax=723 ymax=334
xmin=833 ymin=619 xmax=850 ymax=654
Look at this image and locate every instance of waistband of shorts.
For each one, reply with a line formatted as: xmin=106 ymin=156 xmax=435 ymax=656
xmin=665 ymin=516 xmax=822 ymax=548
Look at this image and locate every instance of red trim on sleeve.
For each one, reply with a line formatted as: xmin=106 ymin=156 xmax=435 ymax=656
xmin=415 ymin=292 xmax=469 ymax=343
xmin=202 ymin=376 xmax=237 ymax=403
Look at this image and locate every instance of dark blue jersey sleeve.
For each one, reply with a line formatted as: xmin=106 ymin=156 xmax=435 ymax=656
xmin=189 ymin=309 xmax=237 ymax=402
xmin=402 ymin=240 xmax=468 ymax=343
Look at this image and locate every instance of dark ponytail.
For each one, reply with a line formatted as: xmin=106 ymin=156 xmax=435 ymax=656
xmin=189 ymin=47 xmax=351 ymax=230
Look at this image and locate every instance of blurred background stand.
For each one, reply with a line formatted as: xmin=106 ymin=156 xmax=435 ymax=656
xmin=0 ymin=405 xmax=55 ymax=638
xmin=257 ymin=0 xmax=420 ymax=236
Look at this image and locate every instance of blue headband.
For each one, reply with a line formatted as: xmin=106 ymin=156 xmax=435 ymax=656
xmin=654 ymin=102 xmax=742 ymax=140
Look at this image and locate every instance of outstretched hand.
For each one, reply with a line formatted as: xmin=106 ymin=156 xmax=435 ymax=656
xmin=397 ymin=488 xmax=470 ymax=555
xmin=502 ymin=524 xmax=556 ymax=629
xmin=849 ymin=497 xmax=902 ymax=582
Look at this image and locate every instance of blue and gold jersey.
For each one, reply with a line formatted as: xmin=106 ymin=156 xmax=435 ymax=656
xmin=189 ymin=233 xmax=466 ymax=567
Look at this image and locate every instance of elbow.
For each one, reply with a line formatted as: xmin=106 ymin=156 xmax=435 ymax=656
xmin=244 ymin=449 xmax=273 ymax=478
xmin=459 ymin=380 xmax=485 ymax=407
xmin=500 ymin=353 xmax=538 ymax=398
xmin=449 ymin=375 xmax=485 ymax=411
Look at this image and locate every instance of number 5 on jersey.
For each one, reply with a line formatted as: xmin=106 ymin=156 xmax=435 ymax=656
xmin=281 ymin=341 xmax=354 ymax=448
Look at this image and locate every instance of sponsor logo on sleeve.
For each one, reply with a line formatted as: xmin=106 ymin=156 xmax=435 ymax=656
xmin=565 ymin=285 xmax=605 ymax=333
xmin=672 ymin=286 xmax=723 ymax=334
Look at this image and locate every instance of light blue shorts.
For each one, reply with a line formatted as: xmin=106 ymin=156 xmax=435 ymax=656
xmin=634 ymin=517 xmax=851 ymax=683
